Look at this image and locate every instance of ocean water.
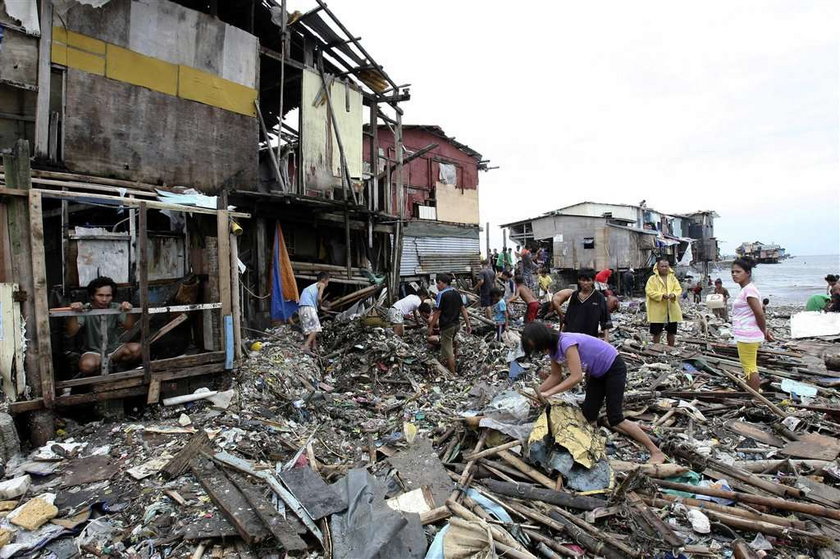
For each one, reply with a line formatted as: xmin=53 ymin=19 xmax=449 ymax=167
xmin=708 ymin=254 xmax=840 ymax=307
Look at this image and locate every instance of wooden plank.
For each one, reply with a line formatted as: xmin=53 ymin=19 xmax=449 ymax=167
xmin=139 ymin=203 xmax=151 ymax=382
xmin=724 ymin=420 xmax=785 ymax=447
xmin=146 ymin=378 xmax=161 ymax=404
xmin=190 ymin=456 xmax=269 ymax=545
xmin=226 ymin=471 xmax=309 ymax=551
xmin=29 ymin=188 xmax=251 ymax=218
xmin=161 ymin=430 xmax=211 ymax=479
xmin=229 ymin=232 xmax=242 ymax=361
xmin=151 ymin=352 xmax=226 ymax=371
xmin=153 ymin=363 xmax=226 ymax=381
xmin=34 ymin=1 xmax=53 ymax=158
xmin=3 ymin=145 xmax=39 ymax=400
xmin=29 ymin=190 xmax=54 ymax=407
xmin=782 ymin=433 xmax=840 ymax=461
xmin=217 ymin=206 xmax=232 ymax=368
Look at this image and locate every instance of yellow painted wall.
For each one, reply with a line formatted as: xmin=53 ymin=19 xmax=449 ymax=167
xmin=435 ymin=182 xmax=479 ymax=224
xmin=105 ymin=44 xmax=178 ymax=96
xmin=178 ymin=65 xmax=257 ymax=117
xmin=50 ymin=27 xmax=256 ymax=117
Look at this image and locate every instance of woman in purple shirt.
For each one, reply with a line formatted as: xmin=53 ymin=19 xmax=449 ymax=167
xmin=521 ymin=322 xmax=666 ymax=464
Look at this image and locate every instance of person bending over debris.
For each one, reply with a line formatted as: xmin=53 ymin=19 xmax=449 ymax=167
xmin=508 ymin=275 xmax=539 ymax=323
xmin=731 ymin=258 xmax=773 ymax=391
xmin=430 ymin=273 xmax=471 ymax=374
xmin=389 ymin=289 xmax=426 ymax=337
xmin=644 ymin=258 xmax=683 ymax=346
xmin=299 ymin=272 xmax=330 ymax=355
xmin=521 ymin=322 xmax=666 ymax=464
xmin=551 ymin=269 xmax=612 ymax=341
xmin=65 ymin=276 xmax=140 ymax=376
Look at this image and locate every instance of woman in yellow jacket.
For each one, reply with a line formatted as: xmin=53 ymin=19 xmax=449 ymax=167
xmin=645 ymin=258 xmax=683 ymax=346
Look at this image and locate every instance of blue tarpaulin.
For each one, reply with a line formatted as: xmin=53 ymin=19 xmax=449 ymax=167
xmin=271 ymin=225 xmax=299 ymax=321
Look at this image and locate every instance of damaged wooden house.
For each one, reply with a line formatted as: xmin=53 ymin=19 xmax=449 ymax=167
xmin=0 ymin=0 xmax=433 ymax=439
xmin=501 ymin=201 xmax=719 ymax=284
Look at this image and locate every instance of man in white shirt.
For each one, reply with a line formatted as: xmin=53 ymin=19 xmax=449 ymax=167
xmin=389 ymin=289 xmax=427 ymax=336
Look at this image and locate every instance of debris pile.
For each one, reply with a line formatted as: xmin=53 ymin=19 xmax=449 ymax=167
xmin=0 ymin=299 xmax=837 ymax=558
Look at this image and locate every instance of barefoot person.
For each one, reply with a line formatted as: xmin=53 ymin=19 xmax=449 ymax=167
xmin=731 ymin=257 xmax=774 ymax=390
xmin=65 ymin=276 xmax=140 ymax=376
xmin=299 ymin=272 xmax=330 ymax=354
xmin=430 ymin=273 xmax=472 ymax=374
xmin=508 ymin=274 xmax=540 ymax=323
xmin=521 ymin=322 xmax=666 ymax=464
xmin=644 ymin=258 xmax=683 ymax=346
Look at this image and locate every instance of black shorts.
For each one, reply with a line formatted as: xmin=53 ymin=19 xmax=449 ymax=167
xmin=480 ymin=292 xmax=492 ymax=307
xmin=581 ymin=356 xmax=626 ymax=426
xmin=649 ymin=322 xmax=678 ymax=336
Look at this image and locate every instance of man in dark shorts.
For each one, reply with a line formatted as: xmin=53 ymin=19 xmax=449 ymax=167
xmin=508 ymin=274 xmax=539 ymax=323
xmin=550 ymin=269 xmax=613 ymax=341
xmin=430 ymin=273 xmax=472 ymax=374
xmin=475 ymin=259 xmax=497 ymax=319
xmin=65 ymin=276 xmax=140 ymax=376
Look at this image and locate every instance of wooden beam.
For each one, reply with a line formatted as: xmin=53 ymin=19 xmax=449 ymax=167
xmin=229 ymin=231 xmax=242 ymax=362
xmin=217 ymin=209 xmax=232 ymax=367
xmin=139 ymin=203 xmax=151 ymax=382
xmin=18 ymin=188 xmax=251 ymax=218
xmin=34 ymin=1 xmax=53 ymax=158
xmin=29 ymin=190 xmax=54 ymax=407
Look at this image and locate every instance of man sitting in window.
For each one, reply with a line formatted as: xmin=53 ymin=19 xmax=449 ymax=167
xmin=65 ymin=277 xmax=141 ymax=376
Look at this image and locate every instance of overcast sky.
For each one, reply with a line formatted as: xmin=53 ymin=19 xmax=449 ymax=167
xmin=304 ymin=1 xmax=839 ymax=256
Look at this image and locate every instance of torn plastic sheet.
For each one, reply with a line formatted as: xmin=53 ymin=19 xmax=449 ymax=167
xmin=4 ymin=0 xmax=40 ymax=35
xmin=780 ymin=378 xmax=818 ymax=399
xmin=330 ymin=468 xmax=426 ymax=559
xmin=438 ymin=163 xmax=457 ymax=186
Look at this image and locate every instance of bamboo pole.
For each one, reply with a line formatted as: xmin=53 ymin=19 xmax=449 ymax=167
xmin=652 ymin=478 xmax=840 ymax=520
xmin=449 ymin=430 xmax=488 ymax=502
xmin=642 ymin=494 xmax=806 ymax=530
xmin=498 ymin=450 xmax=556 ymax=490
xmin=463 ymin=440 xmax=521 ymax=462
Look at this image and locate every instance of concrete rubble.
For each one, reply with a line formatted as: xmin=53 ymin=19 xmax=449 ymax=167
xmin=0 ymin=296 xmax=836 ymax=558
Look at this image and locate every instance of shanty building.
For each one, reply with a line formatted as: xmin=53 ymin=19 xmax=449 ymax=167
xmin=501 ymin=202 xmax=718 ymax=280
xmin=363 ymin=125 xmax=489 ymax=282
xmin=0 ymin=0 xmax=412 ymax=440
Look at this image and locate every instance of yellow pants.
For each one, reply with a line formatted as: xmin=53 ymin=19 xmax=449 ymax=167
xmin=737 ymin=342 xmax=760 ymax=378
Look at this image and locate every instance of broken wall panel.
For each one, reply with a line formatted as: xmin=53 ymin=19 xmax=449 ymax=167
xmin=0 ymin=28 xmax=39 ymax=87
xmin=434 ymin=181 xmax=479 ymax=224
xmin=0 ymin=85 xmax=36 ymax=151
xmin=62 ymin=69 xmax=257 ymax=191
xmin=147 ymin=237 xmax=186 ymax=282
xmin=300 ymin=68 xmax=363 ymax=193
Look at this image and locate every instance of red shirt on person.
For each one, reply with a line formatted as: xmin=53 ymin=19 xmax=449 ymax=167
xmin=595 ymin=269 xmax=612 ymax=284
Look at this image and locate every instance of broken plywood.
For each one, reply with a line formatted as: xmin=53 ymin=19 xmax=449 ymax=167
xmin=782 ymin=433 xmax=840 ymax=461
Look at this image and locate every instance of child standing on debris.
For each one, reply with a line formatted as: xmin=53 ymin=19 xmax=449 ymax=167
xmin=521 ymin=322 xmax=666 ymax=464
xmin=430 ymin=273 xmax=472 ymax=374
xmin=731 ymin=258 xmax=773 ymax=391
xmin=299 ymin=272 xmax=329 ymax=355
xmin=490 ymin=288 xmax=508 ymax=341
xmin=508 ymin=275 xmax=540 ymax=323
xmin=713 ymin=278 xmax=730 ymax=321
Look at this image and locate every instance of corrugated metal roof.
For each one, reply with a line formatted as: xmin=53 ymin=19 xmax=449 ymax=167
xmin=400 ymin=235 xmax=481 ymax=276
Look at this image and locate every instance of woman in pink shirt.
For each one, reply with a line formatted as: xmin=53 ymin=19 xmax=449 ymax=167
xmin=731 ymin=258 xmax=774 ymax=390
